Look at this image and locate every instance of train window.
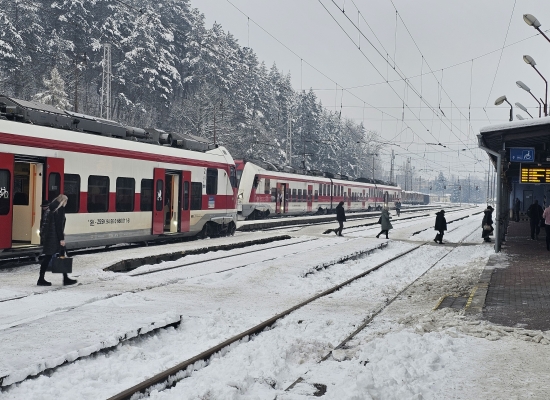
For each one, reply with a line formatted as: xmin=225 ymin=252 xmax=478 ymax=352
xmin=191 ymin=182 xmax=202 ymax=210
xmin=343 ymin=192 xmax=347 ymax=200
xmin=155 ymin=179 xmax=164 ymax=212
xmin=271 ymin=188 xmax=277 ymax=202
xmin=292 ymin=189 xmax=297 ymax=202
xmin=64 ymin=174 xmax=80 ymax=213
xmin=13 ymin=163 xmax=29 ymax=205
xmin=140 ymin=179 xmax=153 ymax=211
xmin=206 ymin=169 xmax=218 ymax=195
xmin=48 ymin=172 xmax=61 ymax=202
xmin=314 ymin=190 xmax=318 ymax=200
xmin=116 ymin=177 xmax=135 ymax=212
xmin=183 ymin=181 xmax=189 ymax=210
xmin=297 ymin=189 xmax=302 ymax=201
xmin=230 ymin=166 xmax=237 ymax=188
xmin=264 ymin=178 xmax=270 ymax=195
xmin=0 ymin=170 xmax=10 ymax=215
xmin=87 ymin=175 xmax=109 ymax=213
xmin=253 ymin=175 xmax=259 ymax=189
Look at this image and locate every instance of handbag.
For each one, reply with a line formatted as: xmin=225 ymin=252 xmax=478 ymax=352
xmin=50 ymin=246 xmax=73 ymax=274
xmin=377 ymin=217 xmax=382 ymax=224
xmin=483 ymin=224 xmax=492 ymax=231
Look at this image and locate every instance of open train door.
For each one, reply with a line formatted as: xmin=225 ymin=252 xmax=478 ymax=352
xmin=0 ymin=153 xmax=14 ymax=250
xmin=180 ymin=171 xmax=191 ymax=232
xmin=46 ymin=157 xmax=64 ymax=201
xmin=152 ymin=168 xmax=165 ymax=235
xmin=276 ymin=183 xmax=288 ymax=214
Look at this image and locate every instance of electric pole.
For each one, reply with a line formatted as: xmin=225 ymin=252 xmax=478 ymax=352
xmin=100 ymin=44 xmax=112 ymax=120
xmin=390 ymin=149 xmax=395 ymax=184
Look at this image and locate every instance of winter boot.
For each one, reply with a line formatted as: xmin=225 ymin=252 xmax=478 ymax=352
xmin=63 ymin=274 xmax=77 ymax=286
xmin=37 ymin=277 xmax=51 ymax=286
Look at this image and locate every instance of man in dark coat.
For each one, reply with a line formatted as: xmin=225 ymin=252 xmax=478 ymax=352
xmin=527 ymin=200 xmax=544 ymax=240
xmin=482 ymin=206 xmax=494 ymax=242
xmin=395 ymin=199 xmax=402 ymax=217
xmin=335 ymin=201 xmax=346 ymax=236
xmin=38 ymin=195 xmax=77 ymax=286
xmin=434 ymin=210 xmax=447 ymax=244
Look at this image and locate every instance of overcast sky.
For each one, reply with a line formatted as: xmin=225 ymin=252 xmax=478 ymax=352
xmin=191 ymin=0 xmax=550 ymax=182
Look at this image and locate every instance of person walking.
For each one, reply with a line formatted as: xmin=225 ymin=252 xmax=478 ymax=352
xmin=434 ymin=210 xmax=447 ymax=244
xmin=376 ymin=207 xmax=393 ymax=239
xmin=481 ymin=205 xmax=494 ymax=243
xmin=527 ymin=200 xmax=544 ymax=240
xmin=543 ymin=205 xmax=550 ymax=251
xmin=514 ymin=198 xmax=521 ymax=222
xmin=395 ymin=199 xmax=402 ymax=217
xmin=39 ymin=200 xmax=50 ymax=244
xmin=37 ymin=194 xmax=77 ymax=286
xmin=335 ymin=201 xmax=346 ymax=236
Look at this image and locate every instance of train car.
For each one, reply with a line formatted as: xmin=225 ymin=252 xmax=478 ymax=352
xmin=401 ymin=190 xmax=430 ymax=205
xmin=238 ymin=161 xmax=401 ymax=219
xmin=0 ymin=96 xmax=237 ymax=260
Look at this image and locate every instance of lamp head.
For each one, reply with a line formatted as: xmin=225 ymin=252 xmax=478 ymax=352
xmin=516 ymin=80 xmax=531 ymax=92
xmin=524 ymin=55 xmax=536 ymax=66
xmin=516 ymin=114 xmax=525 ymax=120
xmin=515 ymin=102 xmax=528 ymax=112
xmin=494 ymin=95 xmax=507 ymax=106
xmin=523 ymin=14 xmax=541 ymax=28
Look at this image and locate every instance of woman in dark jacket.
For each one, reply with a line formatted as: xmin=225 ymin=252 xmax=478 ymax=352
xmin=376 ymin=208 xmax=393 ymax=239
xmin=481 ymin=205 xmax=494 ymax=243
xmin=335 ymin=201 xmax=346 ymax=236
xmin=37 ymin=194 xmax=77 ymax=286
xmin=434 ymin=210 xmax=447 ymax=244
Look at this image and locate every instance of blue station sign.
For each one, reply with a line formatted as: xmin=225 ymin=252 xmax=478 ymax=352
xmin=510 ymin=147 xmax=535 ymax=162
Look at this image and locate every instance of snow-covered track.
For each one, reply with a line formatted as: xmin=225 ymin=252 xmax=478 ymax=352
xmin=106 ymin=245 xmax=424 ymax=400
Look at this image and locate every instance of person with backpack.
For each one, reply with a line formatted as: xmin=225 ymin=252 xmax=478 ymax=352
xmin=527 ymin=200 xmax=544 ymax=240
xmin=335 ymin=201 xmax=346 ymax=236
xmin=434 ymin=210 xmax=447 ymax=244
xmin=37 ymin=194 xmax=77 ymax=286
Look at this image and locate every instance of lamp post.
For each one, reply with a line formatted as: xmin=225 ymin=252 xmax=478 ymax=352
xmin=523 ymin=14 xmax=550 ymax=43
xmin=523 ymin=55 xmax=548 ymax=116
xmin=516 ymin=80 xmax=542 ymax=117
xmin=494 ymin=95 xmax=513 ymax=121
xmin=515 ymin=102 xmax=533 ymax=118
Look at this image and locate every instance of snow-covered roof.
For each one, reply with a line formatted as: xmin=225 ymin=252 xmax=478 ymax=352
xmin=480 ymin=116 xmax=550 ymax=134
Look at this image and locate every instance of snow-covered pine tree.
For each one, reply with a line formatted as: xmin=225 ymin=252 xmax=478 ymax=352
xmin=33 ymin=67 xmax=71 ymax=109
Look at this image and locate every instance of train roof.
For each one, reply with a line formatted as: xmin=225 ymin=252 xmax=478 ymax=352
xmin=0 ymin=95 xmax=216 ymax=154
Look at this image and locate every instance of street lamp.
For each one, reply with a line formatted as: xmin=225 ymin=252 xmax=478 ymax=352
xmin=515 ymin=102 xmax=533 ymax=118
xmin=523 ymin=14 xmax=550 ymax=43
xmin=523 ymin=55 xmax=548 ymax=116
xmin=516 ymin=80 xmax=542 ymax=117
xmin=494 ymin=95 xmax=513 ymax=121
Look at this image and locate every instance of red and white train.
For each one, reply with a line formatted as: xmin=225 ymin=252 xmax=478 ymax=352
xmin=237 ymin=160 xmax=402 ymax=219
xmin=0 ymin=96 xmax=237 ymax=260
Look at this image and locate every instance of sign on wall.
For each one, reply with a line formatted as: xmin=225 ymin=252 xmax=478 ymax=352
xmin=511 ymin=148 xmax=535 ymax=162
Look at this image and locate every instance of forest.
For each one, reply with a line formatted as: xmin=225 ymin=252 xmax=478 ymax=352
xmin=0 ymin=0 xmax=385 ymax=180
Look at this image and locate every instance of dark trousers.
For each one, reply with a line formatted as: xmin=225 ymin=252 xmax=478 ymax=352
xmin=377 ymin=229 xmax=389 ymax=238
xmin=435 ymin=230 xmax=444 ymax=243
xmin=336 ymin=221 xmax=344 ymax=235
xmin=546 ymin=225 xmax=550 ymax=250
xmin=530 ymin=219 xmax=541 ymax=239
xmin=514 ymin=209 xmax=520 ymax=222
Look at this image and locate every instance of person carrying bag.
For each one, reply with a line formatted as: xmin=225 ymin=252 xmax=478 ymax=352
xmin=37 ymin=194 xmax=77 ymax=286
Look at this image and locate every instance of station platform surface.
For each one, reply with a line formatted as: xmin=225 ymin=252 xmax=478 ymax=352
xmin=482 ymin=219 xmax=550 ymax=330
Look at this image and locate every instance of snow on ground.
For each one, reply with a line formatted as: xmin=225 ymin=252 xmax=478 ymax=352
xmin=4 ymin=207 xmax=539 ymax=400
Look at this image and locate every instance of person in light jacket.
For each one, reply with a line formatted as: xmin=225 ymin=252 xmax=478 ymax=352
xmin=37 ymin=194 xmax=77 ymax=286
xmin=542 ymin=205 xmax=550 ymax=251
xmin=335 ymin=201 xmax=346 ymax=236
xmin=376 ymin=208 xmax=393 ymax=239
xmin=434 ymin=210 xmax=447 ymax=244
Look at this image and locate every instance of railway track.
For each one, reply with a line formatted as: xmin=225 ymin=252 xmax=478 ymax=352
xmin=106 ymin=222 xmax=480 ymax=400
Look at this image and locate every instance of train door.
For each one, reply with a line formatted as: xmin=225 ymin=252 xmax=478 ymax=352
xmin=180 ymin=171 xmax=191 ymax=233
xmin=12 ymin=162 xmax=43 ymax=246
xmin=276 ymin=183 xmax=287 ymax=214
xmin=152 ymin=168 xmax=165 ymax=235
xmin=347 ymin=188 xmax=352 ymax=207
xmin=307 ymin=184 xmax=313 ymax=212
xmin=0 ymin=153 xmax=14 ymax=250
xmin=362 ymin=189 xmax=366 ymax=209
xmin=164 ymin=173 xmax=179 ymax=233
